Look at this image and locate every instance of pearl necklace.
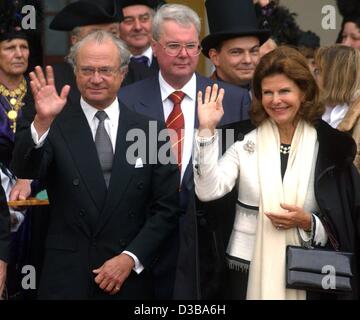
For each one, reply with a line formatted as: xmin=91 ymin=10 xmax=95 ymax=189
xmin=280 ymin=144 xmax=291 ymax=154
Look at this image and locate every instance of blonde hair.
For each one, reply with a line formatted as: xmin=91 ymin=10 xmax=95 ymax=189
xmin=315 ymin=45 xmax=360 ymax=106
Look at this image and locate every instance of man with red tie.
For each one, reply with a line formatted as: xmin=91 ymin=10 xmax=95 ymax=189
xmin=118 ymin=3 xmax=251 ymax=299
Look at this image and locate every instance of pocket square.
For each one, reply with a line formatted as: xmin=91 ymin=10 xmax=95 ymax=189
xmin=135 ymin=158 xmax=143 ymax=168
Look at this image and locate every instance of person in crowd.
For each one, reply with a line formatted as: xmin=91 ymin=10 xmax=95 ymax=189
xmin=194 ymin=46 xmax=360 ymax=299
xmin=119 ymin=3 xmax=251 ymax=299
xmin=119 ymin=0 xmax=165 ymax=75
xmin=297 ymin=31 xmax=320 ymax=77
xmin=336 ymin=0 xmax=360 ymax=49
xmin=0 ymin=0 xmax=40 ymax=299
xmin=202 ymin=0 xmax=269 ymax=91
xmin=49 ymin=0 xmax=151 ymax=102
xmin=315 ymin=45 xmax=360 ymax=172
xmin=11 ymin=30 xmax=180 ymax=299
xmin=340 ymin=18 xmax=360 ymax=49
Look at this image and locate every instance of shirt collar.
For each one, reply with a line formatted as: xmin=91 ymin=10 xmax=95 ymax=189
xmin=80 ymin=97 xmax=120 ymax=123
xmin=158 ymin=72 xmax=196 ymax=102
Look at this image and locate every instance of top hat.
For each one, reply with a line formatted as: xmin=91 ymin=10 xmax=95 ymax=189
xmin=0 ymin=0 xmax=28 ymax=42
xmin=120 ymin=0 xmax=166 ymax=10
xmin=336 ymin=0 xmax=360 ymax=19
xmin=201 ymin=0 xmax=270 ymax=58
xmin=50 ymin=0 xmax=123 ymax=31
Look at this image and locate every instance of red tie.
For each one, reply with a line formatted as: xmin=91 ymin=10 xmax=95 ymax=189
xmin=166 ymin=91 xmax=186 ymax=171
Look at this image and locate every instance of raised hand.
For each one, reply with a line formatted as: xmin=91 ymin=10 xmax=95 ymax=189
xmin=197 ymin=84 xmax=224 ymax=136
xmin=29 ymin=66 xmax=70 ymax=137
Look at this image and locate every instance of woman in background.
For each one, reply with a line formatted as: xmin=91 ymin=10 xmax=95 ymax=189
xmin=315 ymin=44 xmax=360 ymax=171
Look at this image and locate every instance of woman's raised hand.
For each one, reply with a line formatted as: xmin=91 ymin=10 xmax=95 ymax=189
xmin=197 ymin=84 xmax=224 ymax=136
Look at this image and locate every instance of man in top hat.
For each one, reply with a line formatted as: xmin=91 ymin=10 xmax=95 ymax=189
xmin=118 ymin=3 xmax=251 ymax=299
xmin=202 ymin=0 xmax=269 ymax=90
xmin=119 ymin=0 xmax=165 ymax=75
xmin=49 ymin=0 xmax=152 ymax=107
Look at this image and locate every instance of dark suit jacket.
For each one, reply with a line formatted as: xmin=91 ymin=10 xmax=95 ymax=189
xmin=118 ymin=73 xmax=251 ymax=299
xmin=11 ymin=102 xmax=180 ymax=299
xmin=0 ymin=185 xmax=10 ymax=263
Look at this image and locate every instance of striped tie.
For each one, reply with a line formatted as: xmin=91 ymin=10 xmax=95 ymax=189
xmin=166 ymin=91 xmax=185 ymax=171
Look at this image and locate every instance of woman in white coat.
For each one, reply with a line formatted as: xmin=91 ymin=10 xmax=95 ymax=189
xmin=194 ymin=46 xmax=360 ymax=300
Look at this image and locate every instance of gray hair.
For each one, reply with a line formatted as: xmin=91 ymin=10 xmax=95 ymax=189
xmin=70 ymin=26 xmax=82 ymax=40
xmin=152 ymin=4 xmax=201 ymax=41
xmin=66 ymin=30 xmax=130 ymax=72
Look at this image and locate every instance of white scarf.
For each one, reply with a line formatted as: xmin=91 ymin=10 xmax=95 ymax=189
xmin=246 ymin=119 xmax=318 ymax=300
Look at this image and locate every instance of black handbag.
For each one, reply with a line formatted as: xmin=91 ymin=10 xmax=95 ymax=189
xmin=286 ymin=245 xmax=354 ymax=293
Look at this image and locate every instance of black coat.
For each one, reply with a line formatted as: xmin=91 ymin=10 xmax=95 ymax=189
xmin=0 ymin=185 xmax=10 ymax=263
xmin=11 ymin=103 xmax=181 ymax=299
xmin=199 ymin=119 xmax=360 ymax=299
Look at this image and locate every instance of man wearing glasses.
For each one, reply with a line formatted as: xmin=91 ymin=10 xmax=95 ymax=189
xmin=119 ymin=0 xmax=166 ymax=74
xmin=11 ymin=31 xmax=180 ymax=300
xmin=118 ymin=4 xmax=250 ymax=299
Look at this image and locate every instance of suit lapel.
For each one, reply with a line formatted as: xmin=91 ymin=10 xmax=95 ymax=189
xmin=57 ymin=104 xmax=107 ymax=213
xmin=134 ymin=76 xmax=165 ymax=122
xmin=94 ymin=105 xmax=136 ymax=236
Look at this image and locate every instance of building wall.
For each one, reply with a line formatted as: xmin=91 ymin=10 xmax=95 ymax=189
xmin=279 ymin=0 xmax=342 ymax=45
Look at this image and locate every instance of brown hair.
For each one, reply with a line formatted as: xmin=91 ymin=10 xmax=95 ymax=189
xmin=315 ymin=45 xmax=360 ymax=106
xmin=251 ymin=46 xmax=324 ymax=126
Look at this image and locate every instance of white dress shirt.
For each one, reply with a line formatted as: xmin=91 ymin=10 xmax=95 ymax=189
xmin=322 ymin=104 xmax=349 ymax=129
xmin=31 ymin=97 xmax=144 ymax=273
xmin=159 ymin=72 xmax=196 ymax=181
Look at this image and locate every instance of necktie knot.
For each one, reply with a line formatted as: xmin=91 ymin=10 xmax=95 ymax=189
xmin=130 ymin=55 xmax=149 ymax=66
xmin=168 ymin=91 xmax=185 ymax=105
xmin=95 ymin=110 xmax=108 ymax=122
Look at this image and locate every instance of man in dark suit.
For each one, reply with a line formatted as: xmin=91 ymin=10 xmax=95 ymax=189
xmin=118 ymin=3 xmax=251 ymax=299
xmin=202 ymin=0 xmax=270 ymax=91
xmin=11 ymin=30 xmax=180 ymax=299
xmin=119 ymin=0 xmax=165 ymax=76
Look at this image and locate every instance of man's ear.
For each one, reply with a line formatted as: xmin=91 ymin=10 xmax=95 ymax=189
xmin=208 ymin=48 xmax=220 ymax=67
xmin=151 ymin=39 xmax=157 ymax=57
xmin=70 ymin=35 xmax=78 ymax=46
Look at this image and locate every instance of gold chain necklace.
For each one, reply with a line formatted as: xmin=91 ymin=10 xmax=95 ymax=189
xmin=0 ymin=78 xmax=27 ymax=132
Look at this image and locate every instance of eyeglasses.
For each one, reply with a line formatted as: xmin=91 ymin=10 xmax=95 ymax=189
xmin=156 ymin=41 xmax=202 ymax=57
xmin=78 ymin=66 xmax=120 ymax=77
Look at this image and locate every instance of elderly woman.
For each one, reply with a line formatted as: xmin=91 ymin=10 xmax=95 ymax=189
xmin=194 ymin=46 xmax=360 ymax=300
xmin=315 ymin=45 xmax=360 ymax=172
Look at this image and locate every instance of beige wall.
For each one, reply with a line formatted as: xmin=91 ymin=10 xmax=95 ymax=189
xmin=280 ymin=0 xmax=343 ymax=45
